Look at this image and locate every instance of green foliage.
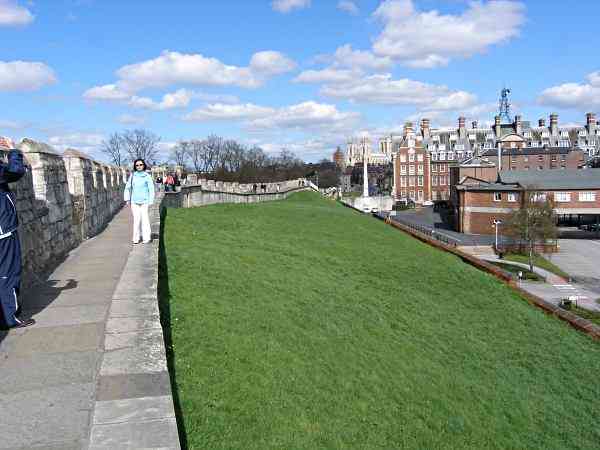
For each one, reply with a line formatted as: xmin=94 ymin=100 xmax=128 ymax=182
xmin=160 ymin=192 xmax=600 ymax=450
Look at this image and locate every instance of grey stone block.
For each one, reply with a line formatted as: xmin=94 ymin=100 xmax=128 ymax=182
xmin=93 ymin=395 xmax=176 ymax=425
xmin=106 ymin=316 xmax=162 ymax=334
xmin=101 ymin=329 xmax=167 ymax=375
xmin=26 ymin=304 xmax=109 ymax=328
xmin=96 ymin=372 xmax=172 ymax=401
xmin=89 ymin=418 xmax=180 ymax=450
xmin=108 ymin=299 xmax=160 ymax=318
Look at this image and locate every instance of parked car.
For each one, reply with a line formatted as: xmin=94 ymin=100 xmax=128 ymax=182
xmin=579 ymin=223 xmax=600 ymax=231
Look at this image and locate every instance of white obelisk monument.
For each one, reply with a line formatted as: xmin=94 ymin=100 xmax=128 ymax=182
xmin=362 ymin=141 xmax=369 ymax=198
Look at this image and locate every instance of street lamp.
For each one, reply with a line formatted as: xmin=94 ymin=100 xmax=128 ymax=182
xmin=493 ymin=219 xmax=503 ymax=256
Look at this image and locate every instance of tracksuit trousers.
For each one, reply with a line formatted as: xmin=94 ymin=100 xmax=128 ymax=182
xmin=0 ymin=232 xmax=22 ymax=328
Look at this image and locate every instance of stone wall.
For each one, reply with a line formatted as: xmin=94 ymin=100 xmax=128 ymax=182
xmin=1 ymin=139 xmax=127 ymax=285
xmin=163 ymin=178 xmax=311 ymax=208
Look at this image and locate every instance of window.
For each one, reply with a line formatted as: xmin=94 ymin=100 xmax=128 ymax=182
xmin=560 ymin=130 xmax=569 ymax=138
xmin=400 ymin=177 xmax=407 ymax=187
xmin=532 ymin=192 xmax=546 ymax=202
xmin=447 ymin=152 xmax=455 ymax=160
xmin=468 ymin=134 xmax=476 ymax=141
xmin=508 ymin=193 xmax=517 ymax=202
xmin=530 ymin=141 xmax=539 ymax=147
xmin=579 ymin=192 xmax=596 ymax=202
xmin=455 ymin=144 xmax=465 ymax=151
xmin=400 ymin=154 xmax=406 ymax=162
xmin=579 ymin=129 xmax=587 ymax=137
xmin=438 ymin=144 xmax=446 ymax=151
xmin=409 ymin=165 xmax=415 ymax=175
xmin=432 ymin=175 xmax=438 ymax=186
xmin=417 ymin=164 xmax=423 ymax=174
xmin=554 ymin=192 xmax=571 ymax=202
xmin=409 ymin=177 xmax=415 ymax=186
xmin=559 ymin=140 xmax=569 ymax=147
xmin=400 ymin=165 xmax=407 ymax=175
xmin=431 ymin=164 xmax=437 ymax=173
xmin=417 ymin=154 xmax=424 ymax=162
xmin=450 ymin=134 xmax=457 ymax=141
xmin=541 ymin=130 xmax=549 ymax=138
xmin=484 ymin=142 xmax=492 ymax=149
xmin=486 ymin=134 xmax=494 ymax=140
xmin=417 ymin=190 xmax=423 ymax=201
xmin=431 ymin=152 xmax=438 ymax=161
xmin=524 ymin=131 xmax=532 ymax=138
xmin=409 ymin=153 xmax=415 ymax=162
xmin=408 ymin=139 xmax=415 ymax=147
xmin=538 ymin=155 xmax=544 ymax=162
xmin=493 ymin=192 xmax=502 ymax=202
xmin=432 ymin=135 xmax=440 ymax=142
xmin=439 ymin=152 xmax=446 ymax=160
xmin=429 ymin=144 xmax=437 ymax=151
xmin=418 ymin=176 xmax=423 ymax=186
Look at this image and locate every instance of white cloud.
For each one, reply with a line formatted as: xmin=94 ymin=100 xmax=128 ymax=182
xmin=117 ymin=114 xmax=145 ymax=125
xmin=337 ymin=1 xmax=359 ymax=15
xmin=84 ymin=50 xmax=296 ymax=101
xmin=247 ymin=101 xmax=360 ymax=131
xmin=0 ymin=60 xmax=56 ymax=91
xmin=320 ymin=73 xmax=478 ymax=110
xmin=272 ymin=0 xmax=311 ymax=13
xmin=183 ymin=103 xmax=275 ymax=121
xmin=372 ymin=0 xmax=525 ymax=68
xmin=332 ymin=44 xmax=393 ymax=71
xmin=0 ymin=0 xmax=34 ymax=26
xmin=293 ymin=67 xmax=359 ymax=84
xmin=538 ymin=71 xmax=600 ymax=110
xmin=47 ymin=132 xmax=105 ymax=154
xmin=183 ymin=100 xmax=360 ymax=134
xmin=115 ymin=51 xmax=261 ymax=91
xmin=83 ymin=83 xmax=130 ymax=101
xmin=249 ymin=51 xmax=296 ymax=75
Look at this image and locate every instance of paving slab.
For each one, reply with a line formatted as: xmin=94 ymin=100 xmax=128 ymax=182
xmin=96 ymin=372 xmax=172 ymax=401
xmin=89 ymin=418 xmax=180 ymax=450
xmin=101 ymin=329 xmax=167 ymax=376
xmin=93 ymin=395 xmax=176 ymax=425
xmin=0 ymin=383 xmax=95 ymax=448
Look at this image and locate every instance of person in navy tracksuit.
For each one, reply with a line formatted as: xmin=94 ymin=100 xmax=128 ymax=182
xmin=0 ymin=138 xmax=35 ymax=329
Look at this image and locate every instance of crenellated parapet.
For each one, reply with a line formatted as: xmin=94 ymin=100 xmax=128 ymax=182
xmin=1 ymin=139 xmax=128 ymax=285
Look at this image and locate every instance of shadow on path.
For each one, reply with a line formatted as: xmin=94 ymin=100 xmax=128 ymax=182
xmin=158 ymin=207 xmax=189 ymax=450
xmin=0 ymin=277 xmax=78 ymax=345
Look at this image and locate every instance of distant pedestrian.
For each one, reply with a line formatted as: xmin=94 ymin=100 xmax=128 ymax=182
xmin=165 ymin=174 xmax=175 ymax=192
xmin=0 ymin=137 xmax=35 ymax=329
xmin=124 ymin=159 xmax=155 ymax=244
xmin=253 ymin=183 xmax=257 ymax=193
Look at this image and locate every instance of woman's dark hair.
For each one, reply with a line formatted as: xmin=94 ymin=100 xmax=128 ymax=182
xmin=133 ymin=158 xmax=147 ymax=171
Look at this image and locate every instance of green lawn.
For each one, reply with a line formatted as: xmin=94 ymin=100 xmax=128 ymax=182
xmin=504 ymin=253 xmax=570 ymax=279
xmin=159 ymin=192 xmax=600 ymax=450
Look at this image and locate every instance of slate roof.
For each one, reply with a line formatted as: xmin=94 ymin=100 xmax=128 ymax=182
xmin=481 ymin=147 xmax=578 ymax=157
xmin=498 ymin=169 xmax=600 ymax=189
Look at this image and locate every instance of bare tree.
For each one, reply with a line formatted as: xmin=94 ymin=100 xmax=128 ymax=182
xmin=122 ymin=129 xmax=161 ymax=164
xmin=505 ymin=187 xmax=558 ymax=272
xmin=100 ymin=133 xmax=126 ymax=166
xmin=171 ymin=141 xmax=189 ymax=168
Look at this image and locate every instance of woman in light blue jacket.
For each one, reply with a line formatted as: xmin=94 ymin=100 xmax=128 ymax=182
xmin=124 ymin=159 xmax=155 ymax=244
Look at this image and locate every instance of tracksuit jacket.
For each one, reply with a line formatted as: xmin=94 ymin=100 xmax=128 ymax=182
xmin=0 ymin=149 xmax=26 ymax=327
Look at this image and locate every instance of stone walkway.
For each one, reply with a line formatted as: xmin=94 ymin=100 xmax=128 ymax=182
xmin=0 ymin=203 xmax=179 ymax=449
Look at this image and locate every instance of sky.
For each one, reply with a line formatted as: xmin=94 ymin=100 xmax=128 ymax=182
xmin=1 ymin=0 xmax=599 ymax=163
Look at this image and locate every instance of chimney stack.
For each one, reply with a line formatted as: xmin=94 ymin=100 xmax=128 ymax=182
xmin=458 ymin=116 xmax=466 ymax=138
xmin=494 ymin=115 xmax=501 ymax=137
xmin=514 ymin=115 xmax=522 ymax=135
xmin=550 ymin=113 xmax=559 ymax=135
xmin=587 ymin=112 xmax=597 ymax=135
xmin=403 ymin=121 xmax=414 ymax=136
xmin=539 ymin=118 xmax=546 ymax=127
xmin=420 ymin=118 xmax=430 ymax=139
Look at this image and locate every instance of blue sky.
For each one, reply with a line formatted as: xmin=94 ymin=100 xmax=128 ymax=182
xmin=1 ymin=0 xmax=599 ymax=162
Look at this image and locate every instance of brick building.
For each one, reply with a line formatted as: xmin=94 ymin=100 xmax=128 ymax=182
xmin=454 ymin=169 xmax=600 ymax=234
xmin=393 ymin=122 xmax=430 ymax=204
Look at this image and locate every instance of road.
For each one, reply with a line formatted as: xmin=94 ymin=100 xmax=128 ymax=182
xmin=547 ymin=239 xmax=600 ymax=294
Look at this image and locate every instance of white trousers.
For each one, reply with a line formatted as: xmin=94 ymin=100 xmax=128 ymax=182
xmin=131 ymin=203 xmax=151 ymax=243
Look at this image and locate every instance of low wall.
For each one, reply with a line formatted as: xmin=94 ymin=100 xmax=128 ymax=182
xmin=2 ymin=139 xmax=127 ymax=285
xmin=163 ymin=178 xmax=311 ymax=208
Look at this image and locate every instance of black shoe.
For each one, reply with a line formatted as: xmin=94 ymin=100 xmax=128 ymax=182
xmin=12 ymin=318 xmax=35 ymax=329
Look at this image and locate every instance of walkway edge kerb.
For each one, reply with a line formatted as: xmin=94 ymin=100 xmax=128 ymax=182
xmin=87 ymin=193 xmax=181 ymax=450
xmin=372 ymin=213 xmax=600 ymax=341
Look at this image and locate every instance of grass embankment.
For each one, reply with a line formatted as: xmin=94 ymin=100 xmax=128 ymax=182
xmin=504 ymin=253 xmax=570 ymax=279
xmin=159 ymin=192 xmax=600 ymax=450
